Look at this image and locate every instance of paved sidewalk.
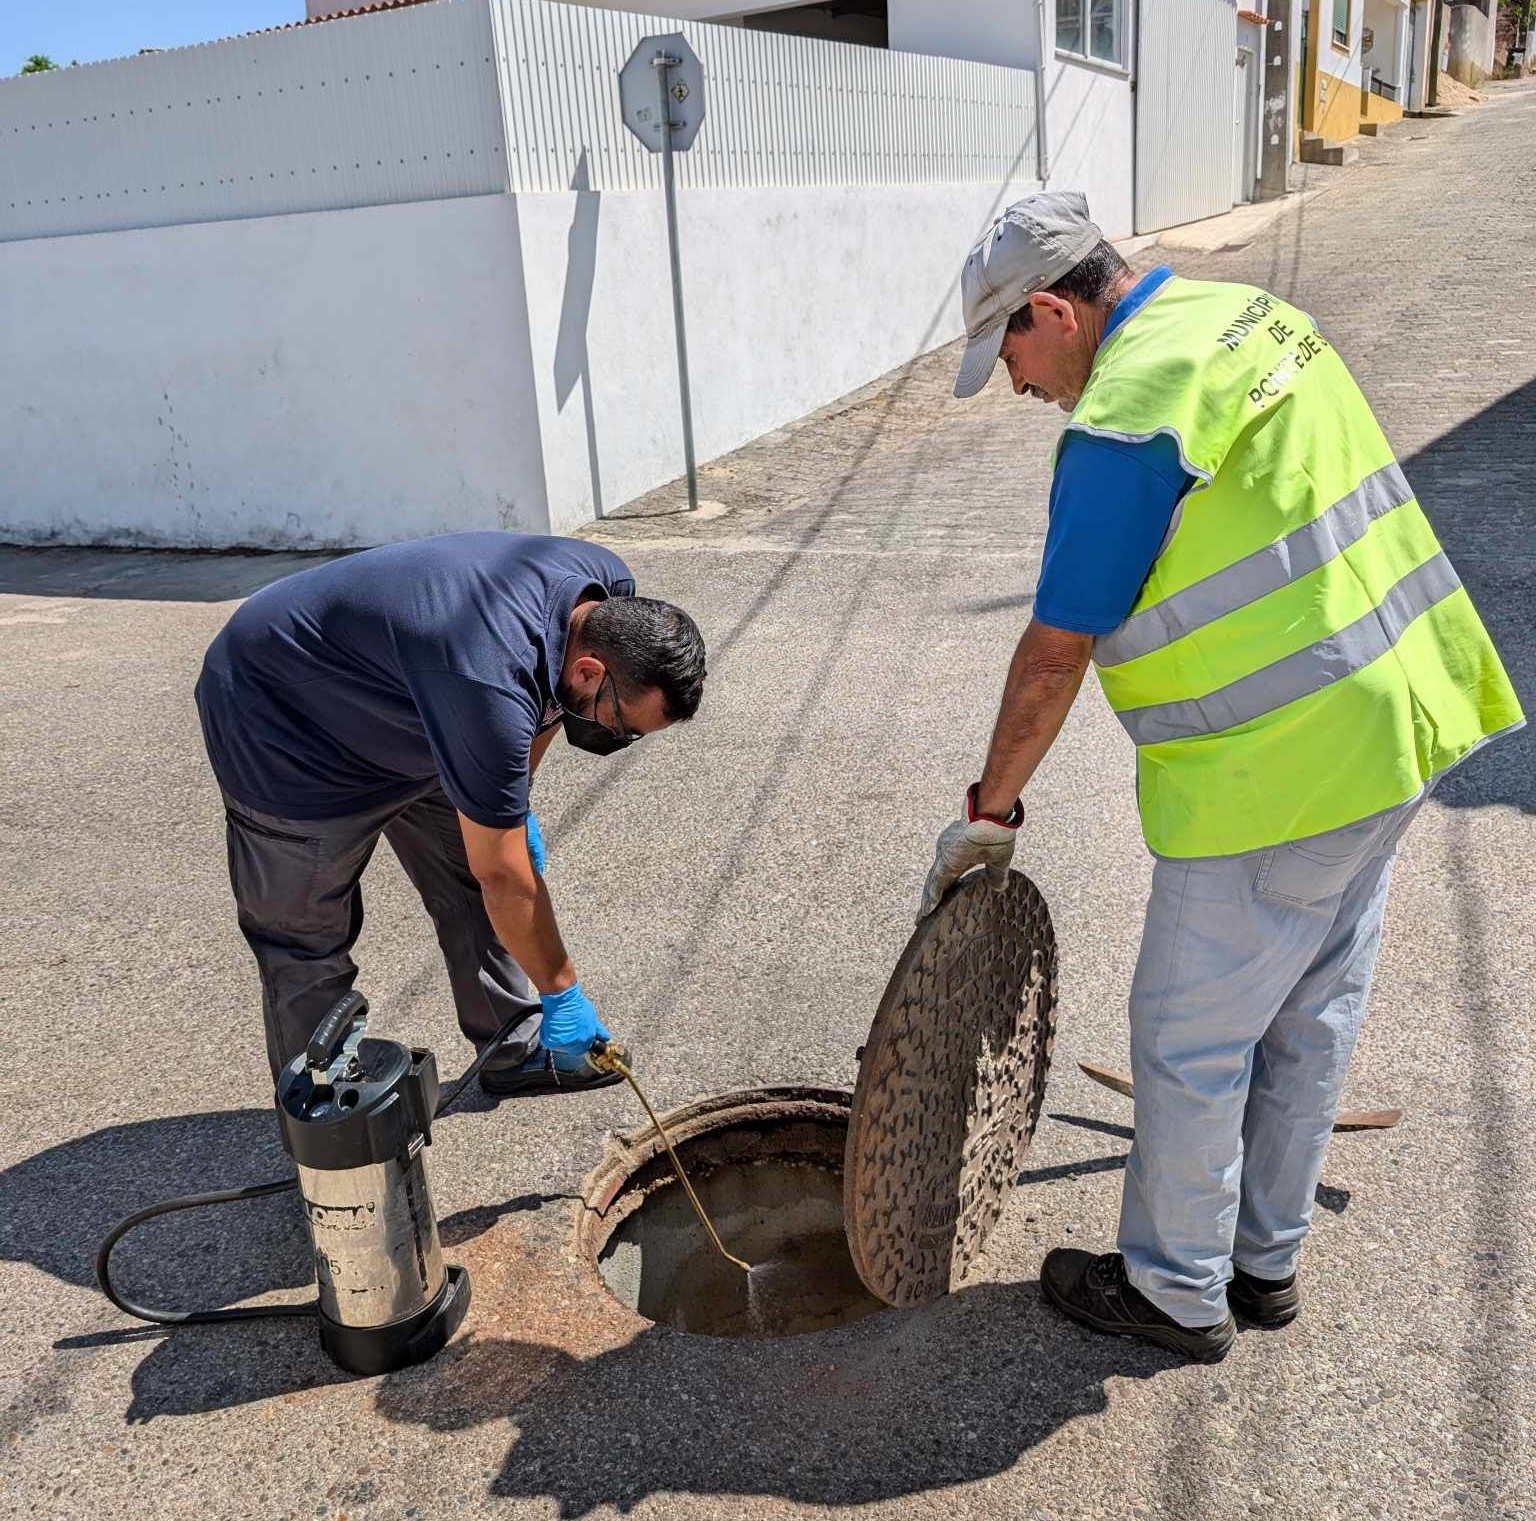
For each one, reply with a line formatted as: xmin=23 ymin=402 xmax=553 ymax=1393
xmin=2 ymin=78 xmax=1533 ymax=1521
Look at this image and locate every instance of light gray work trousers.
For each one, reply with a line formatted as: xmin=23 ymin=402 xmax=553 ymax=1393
xmin=1118 ymin=793 xmax=1426 ymax=1326
xmin=223 ymin=783 xmax=541 ymax=1082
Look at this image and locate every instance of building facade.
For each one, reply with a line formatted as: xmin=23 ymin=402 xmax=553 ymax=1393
xmin=1303 ymin=0 xmax=1460 ymax=136
xmin=3 ymin=0 xmax=1302 ymax=550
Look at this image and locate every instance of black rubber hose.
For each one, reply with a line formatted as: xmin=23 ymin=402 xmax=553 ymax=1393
xmin=95 ymin=1011 xmax=522 ymax=1327
xmin=94 ymin=1177 xmax=309 ymax=1325
xmin=427 ymin=1016 xmax=511 ymax=1120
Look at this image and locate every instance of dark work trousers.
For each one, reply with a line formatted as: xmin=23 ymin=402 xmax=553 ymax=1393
xmin=222 ymin=783 xmax=541 ymax=1081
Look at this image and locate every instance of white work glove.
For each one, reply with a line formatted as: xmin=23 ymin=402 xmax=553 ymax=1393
xmin=918 ymin=784 xmax=1022 ymax=920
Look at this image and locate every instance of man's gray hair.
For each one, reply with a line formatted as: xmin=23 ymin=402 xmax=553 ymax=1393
xmin=1005 ymin=240 xmax=1131 ymax=334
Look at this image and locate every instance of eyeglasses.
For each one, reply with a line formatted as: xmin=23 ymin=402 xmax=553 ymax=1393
xmin=561 ymin=670 xmax=643 ymax=756
xmin=597 ymin=672 xmax=643 ymax=747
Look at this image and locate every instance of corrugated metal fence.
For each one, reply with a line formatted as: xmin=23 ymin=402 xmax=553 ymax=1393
xmin=0 ymin=0 xmax=1037 ymax=244
xmin=0 ymin=0 xmax=506 ymax=243
xmin=490 ymin=0 xmax=1038 ymax=193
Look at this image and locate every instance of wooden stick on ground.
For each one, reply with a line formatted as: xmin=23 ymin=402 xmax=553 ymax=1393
xmin=1077 ymin=1061 xmax=1404 ymax=1131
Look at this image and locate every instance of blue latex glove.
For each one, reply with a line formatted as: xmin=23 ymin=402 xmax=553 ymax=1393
xmin=525 ymin=811 xmax=546 ymax=875
xmin=539 ymin=982 xmax=610 ymax=1055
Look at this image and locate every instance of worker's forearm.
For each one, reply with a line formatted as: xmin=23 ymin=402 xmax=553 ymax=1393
xmin=975 ymin=625 xmax=1092 ymax=818
xmin=477 ymin=874 xmax=576 ymax=993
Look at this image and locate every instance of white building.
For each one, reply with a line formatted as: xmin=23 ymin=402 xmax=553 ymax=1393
xmin=2 ymin=0 xmax=1293 ymax=549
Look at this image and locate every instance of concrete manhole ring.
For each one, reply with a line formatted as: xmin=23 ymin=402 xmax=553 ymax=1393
xmin=577 ymin=1087 xmax=890 ymax=1339
xmin=844 ymin=869 xmax=1059 ymax=1307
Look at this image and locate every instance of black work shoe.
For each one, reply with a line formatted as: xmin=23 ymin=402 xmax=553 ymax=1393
xmin=1228 ymin=1265 xmax=1301 ymax=1327
xmin=479 ymin=1043 xmax=625 ymax=1097
xmin=1041 ymin=1248 xmax=1236 ymax=1364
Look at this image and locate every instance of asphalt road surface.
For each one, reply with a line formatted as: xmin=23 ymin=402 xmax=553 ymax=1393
xmin=3 ymin=80 xmax=1533 ymax=1521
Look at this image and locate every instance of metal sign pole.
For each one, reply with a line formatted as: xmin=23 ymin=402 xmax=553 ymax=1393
xmin=653 ymin=51 xmax=698 ymax=512
xmin=619 ymin=33 xmax=705 ymax=512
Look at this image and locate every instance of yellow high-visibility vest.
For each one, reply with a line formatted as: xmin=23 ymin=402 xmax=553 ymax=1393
xmin=1067 ymin=277 xmax=1523 ymax=858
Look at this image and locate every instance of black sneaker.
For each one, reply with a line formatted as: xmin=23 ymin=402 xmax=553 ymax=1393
xmin=478 ymin=1043 xmax=626 ymax=1097
xmin=1228 ymin=1265 xmax=1300 ymax=1327
xmin=1041 ymin=1248 xmax=1236 ymax=1364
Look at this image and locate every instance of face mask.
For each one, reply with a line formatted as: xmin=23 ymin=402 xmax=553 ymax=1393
xmin=559 ymin=670 xmax=640 ymax=756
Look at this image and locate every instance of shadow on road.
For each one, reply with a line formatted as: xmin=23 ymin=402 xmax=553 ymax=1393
xmin=4 ymin=1105 xmax=553 ymax=1421
xmin=372 ymin=1281 xmax=1171 ymax=1516
xmin=10 ymin=1106 xmax=1199 ymax=1504
xmin=1408 ymin=354 xmax=1536 ymax=1521
xmin=0 ymin=546 xmax=345 ymax=602
xmin=9 ymin=1099 xmax=1194 ymax=1496
xmin=1 ymin=1108 xmax=307 ymax=1303
xmin=1403 ymin=375 xmax=1535 ymax=814
xmin=1024 ymin=1120 xmax=1352 ymax=1216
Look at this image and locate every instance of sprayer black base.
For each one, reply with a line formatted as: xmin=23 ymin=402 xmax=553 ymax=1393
xmin=318 ymin=1264 xmax=471 ymax=1377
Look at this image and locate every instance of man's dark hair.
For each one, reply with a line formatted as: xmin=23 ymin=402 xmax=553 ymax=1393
xmin=1005 ymin=239 xmax=1131 ymax=335
xmin=579 ymin=596 xmax=706 ymax=722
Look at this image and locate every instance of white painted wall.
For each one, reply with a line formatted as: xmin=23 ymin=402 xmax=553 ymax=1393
xmin=890 ymin=0 xmax=1132 ymax=239
xmin=0 ymin=0 xmax=1127 ymax=549
xmin=517 ymin=175 xmax=1037 ymax=531
xmin=1 ymin=0 xmax=508 ymax=244
xmin=1362 ymin=0 xmax=1410 ymax=89
xmin=531 ymin=1 xmax=1132 ymax=257
xmin=1 ymin=173 xmax=1037 ymax=547
xmin=888 ymin=0 xmax=1043 ymax=68
xmin=0 ymin=0 xmax=1037 ymax=220
xmin=0 ymin=194 xmax=550 ymax=548
xmin=549 ymin=0 xmax=810 ymax=21
xmin=490 ymin=0 xmax=1039 ymax=195
xmin=1405 ymin=0 xmax=1432 ymax=109
xmin=1319 ymin=0 xmax=1366 ymax=89
xmin=1044 ymin=57 xmax=1134 ymax=238
xmin=1447 ymin=2 xmax=1498 ymax=78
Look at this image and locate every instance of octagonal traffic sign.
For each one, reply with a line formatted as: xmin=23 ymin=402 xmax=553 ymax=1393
xmin=619 ymin=32 xmax=706 ymax=153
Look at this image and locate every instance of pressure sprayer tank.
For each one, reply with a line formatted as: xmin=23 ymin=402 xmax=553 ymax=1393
xmin=275 ymin=992 xmax=470 ymax=1375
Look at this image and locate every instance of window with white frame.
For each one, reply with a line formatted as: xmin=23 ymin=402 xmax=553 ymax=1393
xmin=1056 ymin=0 xmax=1125 ymax=68
xmin=1332 ymin=0 xmax=1351 ymax=48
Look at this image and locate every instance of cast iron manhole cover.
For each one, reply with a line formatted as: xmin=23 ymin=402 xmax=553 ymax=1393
xmin=844 ymin=870 xmax=1058 ymax=1307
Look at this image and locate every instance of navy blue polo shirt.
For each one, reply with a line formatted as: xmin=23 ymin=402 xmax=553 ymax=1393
xmin=196 ymin=532 xmax=635 ymax=827
xmin=1033 ymin=266 xmax=1196 ymax=636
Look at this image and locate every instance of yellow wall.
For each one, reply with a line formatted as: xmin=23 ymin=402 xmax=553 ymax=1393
xmin=1304 ymin=0 xmax=1375 ymax=140
xmin=1363 ymin=90 xmax=1404 ymax=126
xmin=1313 ymin=66 xmax=1366 ymax=139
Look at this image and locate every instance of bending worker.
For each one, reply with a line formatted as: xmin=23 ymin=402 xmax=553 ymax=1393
xmin=920 ymin=192 xmax=1523 ymax=1362
xmin=196 ymin=532 xmax=705 ymax=1095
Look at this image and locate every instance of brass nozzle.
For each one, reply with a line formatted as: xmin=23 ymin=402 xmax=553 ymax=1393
xmin=590 ymin=1036 xmax=751 ymax=1275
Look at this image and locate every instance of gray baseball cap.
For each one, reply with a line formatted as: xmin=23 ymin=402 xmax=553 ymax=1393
xmin=953 ymin=191 xmax=1103 ymax=399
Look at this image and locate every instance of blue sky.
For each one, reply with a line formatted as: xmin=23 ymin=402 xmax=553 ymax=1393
xmin=3 ymin=3 xmax=306 ymax=73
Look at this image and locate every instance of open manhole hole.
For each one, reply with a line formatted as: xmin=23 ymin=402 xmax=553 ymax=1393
xmin=579 ymin=1087 xmax=888 ymax=1339
xmin=578 ymin=873 xmax=1058 ymax=1339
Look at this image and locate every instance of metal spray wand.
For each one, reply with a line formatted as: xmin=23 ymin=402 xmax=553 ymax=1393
xmin=591 ymin=1040 xmax=752 ymax=1274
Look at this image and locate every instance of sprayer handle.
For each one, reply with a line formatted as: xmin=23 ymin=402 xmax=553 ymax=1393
xmin=306 ymin=990 xmax=369 ymax=1072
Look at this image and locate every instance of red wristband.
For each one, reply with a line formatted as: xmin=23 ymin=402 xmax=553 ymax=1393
xmin=966 ymin=782 xmax=1023 ymax=828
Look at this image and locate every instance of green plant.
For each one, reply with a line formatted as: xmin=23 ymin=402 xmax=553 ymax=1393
xmin=20 ymin=54 xmax=57 ymax=74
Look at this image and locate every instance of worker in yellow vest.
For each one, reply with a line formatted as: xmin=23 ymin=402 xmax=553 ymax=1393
xmin=921 ymin=191 xmax=1523 ymax=1362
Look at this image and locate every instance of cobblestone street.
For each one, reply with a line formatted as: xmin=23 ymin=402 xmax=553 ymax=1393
xmin=3 ymin=76 xmax=1533 ymax=1521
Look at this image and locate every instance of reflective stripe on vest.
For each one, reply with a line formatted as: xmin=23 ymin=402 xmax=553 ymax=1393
xmin=1115 ymin=550 xmax=1461 ymax=746
xmin=1095 ymin=460 xmax=1415 ymax=669
xmin=1066 ymin=276 xmax=1523 ymax=858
